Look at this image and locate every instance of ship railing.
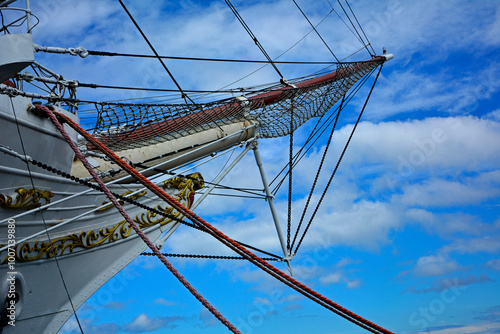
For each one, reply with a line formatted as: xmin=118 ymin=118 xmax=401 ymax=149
xmin=1 ymin=1 xmax=79 ymax=111
xmin=0 ymin=0 xmax=34 ymax=34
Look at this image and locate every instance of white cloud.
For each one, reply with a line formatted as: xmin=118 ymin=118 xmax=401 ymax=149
xmin=198 ymin=307 xmax=220 ymax=329
xmin=406 ymin=274 xmax=493 ymax=294
xmin=393 ymin=176 xmax=500 ymax=208
xmin=365 ymin=0 xmax=500 ymax=57
xmin=334 ymin=117 xmax=500 ymax=176
xmin=485 ymin=109 xmax=500 ymax=121
xmin=154 ymin=298 xmax=176 ymax=306
xmin=124 ymin=313 xmax=181 ymax=332
xmin=405 ymin=209 xmax=496 ymax=238
xmin=441 ymin=237 xmax=500 ymax=255
xmin=304 ymin=200 xmax=400 ymax=250
xmin=413 ymin=322 xmax=500 ymax=334
xmin=486 ymin=259 xmax=500 ymax=271
xmin=336 ymin=258 xmax=361 ymax=268
xmin=412 ymin=254 xmax=459 ymax=277
xmin=126 ymin=313 xmax=162 ymax=332
xmin=60 ymin=316 xmax=121 ymax=334
xmin=318 ymin=271 xmax=362 ymax=289
xmin=484 ymin=6 xmax=500 ymax=47
xmin=319 ymin=272 xmax=343 ymax=284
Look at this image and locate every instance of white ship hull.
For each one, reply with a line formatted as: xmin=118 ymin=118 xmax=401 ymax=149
xmin=0 ymin=95 xmax=200 ymax=333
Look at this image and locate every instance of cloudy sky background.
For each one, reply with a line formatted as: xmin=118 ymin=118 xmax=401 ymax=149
xmin=14 ymin=0 xmax=500 ymax=333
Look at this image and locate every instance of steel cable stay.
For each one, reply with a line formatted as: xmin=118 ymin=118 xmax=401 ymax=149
xmin=344 ymin=0 xmax=377 ymax=56
xmin=272 ymin=65 xmax=379 ymax=256
xmin=290 ymin=95 xmax=344 ymax=253
xmin=265 ymin=65 xmax=380 ymax=258
xmin=287 ymin=101 xmax=295 ymax=253
xmin=327 ymin=0 xmax=365 ymax=48
xmin=224 ymin=0 xmax=286 ymax=82
xmin=15 ymin=58 xmax=378 ymax=111
xmin=79 ymin=50 xmax=343 ymax=65
xmin=133 ymin=162 xmax=266 ymax=199
xmin=269 ymin=104 xmax=341 ymax=195
xmin=205 ymin=5 xmax=341 ymax=95
xmin=293 ymin=65 xmax=383 ymax=255
xmin=74 ymin=66 xmax=344 ymax=98
xmin=118 ymin=0 xmax=192 ymax=104
xmin=269 ymin=65 xmax=377 ymax=195
xmin=336 ymin=0 xmax=375 ymax=57
xmin=269 ymin=84 xmax=372 ymax=204
xmin=268 ymin=100 xmax=342 ymax=193
xmin=38 ymin=76 xmax=394 ymax=333
xmin=269 ymin=65 xmax=376 ymax=190
xmin=284 ymin=64 xmax=377 ymax=178
xmin=292 ymin=0 xmax=340 ymax=62
xmin=65 ymin=62 xmax=349 ymax=104
xmin=140 ymin=252 xmax=280 ymax=261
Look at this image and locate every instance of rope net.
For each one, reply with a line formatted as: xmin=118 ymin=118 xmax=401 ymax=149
xmin=88 ymin=58 xmax=383 ymax=152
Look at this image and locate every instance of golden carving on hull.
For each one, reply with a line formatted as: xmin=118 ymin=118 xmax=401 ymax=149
xmin=163 ymin=172 xmax=204 ymax=207
xmin=0 ymin=174 xmax=204 ymax=264
xmin=0 ymin=188 xmax=54 ymax=210
xmin=2 ymin=219 xmax=133 ymax=263
xmin=136 ymin=203 xmax=179 ymax=229
xmin=97 ymin=190 xmax=148 ymax=211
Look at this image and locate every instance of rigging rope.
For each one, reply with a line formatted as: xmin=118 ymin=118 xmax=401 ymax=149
xmin=287 ymin=105 xmax=294 ymax=253
xmin=269 ymin=64 xmax=376 ymax=195
xmin=141 ymin=252 xmax=279 ymax=261
xmin=207 ymin=6 xmax=338 ymax=93
xmin=133 ymin=163 xmax=267 ymax=199
xmin=291 ymin=96 xmax=343 ymax=253
xmin=44 ymin=93 xmax=394 ymax=334
xmin=344 ymin=0 xmax=376 ymax=55
xmin=224 ymin=0 xmax=286 ymax=81
xmin=327 ymin=0 xmax=363 ymax=47
xmin=38 ymin=105 xmax=242 ymax=334
xmin=82 ymin=59 xmax=382 ymax=152
xmin=117 ymin=0 xmax=192 ymax=103
xmin=77 ymin=82 xmax=263 ymax=94
xmin=336 ymin=0 xmax=374 ymax=57
xmin=294 ymin=65 xmax=383 ymax=255
xmin=292 ymin=0 xmax=340 ymax=62
xmin=84 ymin=50 xmax=341 ymax=65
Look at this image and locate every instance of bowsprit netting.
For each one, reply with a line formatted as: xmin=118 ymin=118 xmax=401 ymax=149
xmin=88 ymin=58 xmax=383 ymax=152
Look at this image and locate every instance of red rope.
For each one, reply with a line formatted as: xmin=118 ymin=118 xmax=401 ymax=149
xmin=39 ymin=106 xmax=242 ymax=334
xmin=48 ymin=106 xmax=394 ymax=334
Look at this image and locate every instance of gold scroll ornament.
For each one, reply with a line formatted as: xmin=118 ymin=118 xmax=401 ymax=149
xmin=0 ymin=188 xmax=54 ymax=210
xmin=0 ymin=173 xmax=204 ymax=263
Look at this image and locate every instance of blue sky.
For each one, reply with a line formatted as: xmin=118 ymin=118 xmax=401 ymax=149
xmin=21 ymin=0 xmax=500 ymax=333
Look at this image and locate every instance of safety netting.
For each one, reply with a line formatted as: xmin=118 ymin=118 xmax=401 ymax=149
xmin=88 ymin=58 xmax=383 ymax=152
